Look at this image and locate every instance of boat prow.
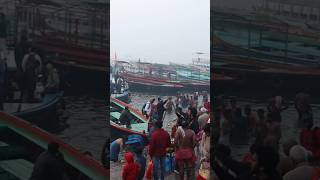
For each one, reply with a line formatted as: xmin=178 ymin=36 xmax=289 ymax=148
xmin=0 ymin=112 xmax=109 ymax=179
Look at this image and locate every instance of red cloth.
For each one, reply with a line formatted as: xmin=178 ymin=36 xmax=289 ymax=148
xmin=312 ymin=167 xmax=320 ymax=180
xmin=149 ymin=128 xmax=170 ymax=157
xmin=196 ymin=175 xmax=207 ymax=180
xmin=175 ymin=148 xmax=197 ymax=163
xmin=122 ymin=152 xmax=140 ymax=180
xmin=300 ymin=129 xmax=314 ymax=152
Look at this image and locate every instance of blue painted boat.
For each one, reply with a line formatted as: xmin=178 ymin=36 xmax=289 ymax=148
xmin=4 ymin=92 xmax=64 ymax=132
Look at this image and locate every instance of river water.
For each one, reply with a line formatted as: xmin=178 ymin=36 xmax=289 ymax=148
xmin=128 ymin=92 xmax=209 ymax=133
xmin=55 ymin=95 xmax=108 ymax=161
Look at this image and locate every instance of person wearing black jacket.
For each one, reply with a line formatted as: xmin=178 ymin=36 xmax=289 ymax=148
xmin=156 ymin=98 xmax=168 ymax=121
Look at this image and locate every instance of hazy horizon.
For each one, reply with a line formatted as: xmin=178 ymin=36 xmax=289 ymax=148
xmin=110 ymin=0 xmax=210 ymax=65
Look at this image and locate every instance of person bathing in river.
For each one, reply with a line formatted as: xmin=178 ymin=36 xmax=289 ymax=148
xmin=143 ymin=98 xmax=155 ymax=119
xmin=156 ymin=97 xmax=168 ymax=121
xmin=165 ymin=96 xmax=174 ymax=114
xmin=110 ymin=136 xmax=127 ymax=162
xmin=175 ymin=119 xmax=197 ymax=180
xmin=267 ymin=95 xmax=288 ymax=122
xmin=44 ymin=62 xmax=60 ymax=93
xmin=119 ymin=106 xmax=132 ymax=128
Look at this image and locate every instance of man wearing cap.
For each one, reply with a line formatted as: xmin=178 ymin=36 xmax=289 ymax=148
xmin=198 ymin=107 xmax=209 ymax=131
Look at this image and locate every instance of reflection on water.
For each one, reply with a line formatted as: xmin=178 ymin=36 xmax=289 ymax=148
xmin=56 ymin=96 xmax=108 ymax=160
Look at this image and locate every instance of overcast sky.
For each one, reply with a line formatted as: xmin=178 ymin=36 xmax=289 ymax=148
xmin=110 ymin=0 xmax=210 ymax=65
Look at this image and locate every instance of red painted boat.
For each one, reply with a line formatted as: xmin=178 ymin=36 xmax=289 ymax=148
xmin=120 ymin=72 xmax=184 ymax=93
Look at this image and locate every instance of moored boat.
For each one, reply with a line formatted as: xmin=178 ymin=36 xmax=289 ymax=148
xmin=3 ymin=92 xmax=64 ymax=132
xmin=0 ymin=112 xmax=109 ymax=180
xmin=120 ymin=72 xmax=184 ymax=93
xmin=111 ymin=91 xmax=131 ymax=104
xmin=110 ymin=97 xmax=148 ymax=142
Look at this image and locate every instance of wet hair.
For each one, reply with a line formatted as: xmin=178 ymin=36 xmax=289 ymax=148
xmin=121 ymin=135 xmax=128 ymax=143
xmin=189 ymin=107 xmax=197 ymax=118
xmin=48 ymin=142 xmax=59 ymax=154
xmin=155 ymin=120 xmax=163 ymax=129
xmin=203 ymin=123 xmax=211 ymax=134
xmin=256 ymin=146 xmax=279 ymax=173
xmin=181 ymin=120 xmax=189 ymax=128
xmin=282 ymin=139 xmax=298 ymax=156
xmin=134 ymin=147 xmax=143 ymax=154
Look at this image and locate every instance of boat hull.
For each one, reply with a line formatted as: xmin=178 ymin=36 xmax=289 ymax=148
xmin=12 ymin=92 xmax=64 ymax=132
xmin=110 ymin=98 xmax=149 ymax=143
xmin=127 ymin=81 xmax=183 ymax=94
xmin=0 ymin=112 xmax=109 ymax=179
xmin=111 ymin=91 xmax=130 ymax=104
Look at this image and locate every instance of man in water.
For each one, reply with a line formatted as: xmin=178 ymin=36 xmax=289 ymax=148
xmin=30 ymin=142 xmax=66 ymax=180
xmin=295 ymin=90 xmax=313 ymax=128
xmin=156 ymin=97 xmax=168 ymax=121
xmin=119 ymin=106 xmax=132 ymax=128
xmin=44 ymin=62 xmax=60 ymax=93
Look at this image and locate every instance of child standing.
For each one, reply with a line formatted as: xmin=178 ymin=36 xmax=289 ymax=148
xmin=122 ymin=152 xmax=140 ymax=180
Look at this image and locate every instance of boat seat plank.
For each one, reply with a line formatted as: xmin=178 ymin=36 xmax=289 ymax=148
xmin=0 ymin=159 xmax=33 ymax=180
xmin=130 ymin=123 xmax=148 ymax=133
xmin=110 ymin=112 xmax=121 ymax=119
xmin=0 ymin=145 xmax=28 ymax=161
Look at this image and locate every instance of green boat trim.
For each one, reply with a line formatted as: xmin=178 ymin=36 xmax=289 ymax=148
xmin=0 ymin=112 xmax=109 ymax=180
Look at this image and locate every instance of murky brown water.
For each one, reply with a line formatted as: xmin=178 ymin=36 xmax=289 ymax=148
xmin=56 ymin=96 xmax=108 ymax=161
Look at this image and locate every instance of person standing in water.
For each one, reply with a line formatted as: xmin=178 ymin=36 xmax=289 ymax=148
xmin=119 ymin=106 xmax=132 ymax=128
xmin=175 ymin=119 xmax=197 ymax=180
xmin=149 ymin=120 xmax=171 ymax=180
xmin=110 ymin=136 xmax=127 ymax=162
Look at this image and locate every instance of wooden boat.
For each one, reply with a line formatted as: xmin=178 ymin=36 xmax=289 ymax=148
xmin=110 ymin=97 xmax=148 ymax=142
xmin=0 ymin=112 xmax=109 ymax=180
xmin=120 ymin=72 xmax=184 ymax=93
xmin=111 ymin=91 xmax=131 ymax=104
xmin=14 ymin=2 xmax=108 ymax=93
xmin=32 ymin=36 xmax=107 ymax=94
xmin=3 ymin=92 xmax=64 ymax=132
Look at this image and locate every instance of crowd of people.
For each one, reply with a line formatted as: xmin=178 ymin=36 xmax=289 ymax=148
xmin=110 ymin=92 xmax=211 ymax=180
xmin=211 ymin=92 xmax=320 ymax=180
xmin=0 ymin=26 xmax=61 ymax=110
